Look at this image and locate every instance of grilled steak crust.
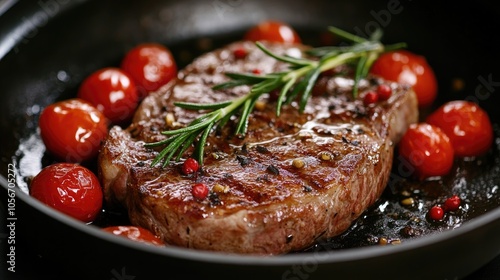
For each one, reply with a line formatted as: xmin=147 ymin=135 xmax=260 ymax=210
xmin=98 ymin=41 xmax=418 ymax=255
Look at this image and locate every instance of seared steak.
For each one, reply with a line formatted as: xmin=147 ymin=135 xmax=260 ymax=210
xmin=98 ymin=41 xmax=418 ymax=255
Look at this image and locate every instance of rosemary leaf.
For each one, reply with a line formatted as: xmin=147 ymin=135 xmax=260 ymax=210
xmin=224 ymin=72 xmax=272 ymax=82
xmin=369 ymin=28 xmax=384 ymax=42
xmin=161 ymin=133 xmax=192 ymax=167
xmin=175 ymin=131 xmax=200 ymax=161
xmin=144 ymin=136 xmax=175 ymax=148
xmin=353 ymin=55 xmax=368 ymax=99
xmin=149 ymin=134 xmax=183 ymax=167
xmin=384 ymin=42 xmax=408 ymax=52
xmin=161 ymin=112 xmax=218 ymax=135
xmin=251 ymin=77 xmax=283 ymax=94
xmin=299 ymin=66 xmax=322 ymax=112
xmin=193 ymin=122 xmax=214 ymax=164
xmin=328 ymin=26 xmax=366 ymax=44
xmin=217 ymin=111 xmax=233 ymax=131
xmin=174 ymin=100 xmax=232 ymax=110
xmin=306 ymin=46 xmax=342 ymax=57
xmin=276 ymin=77 xmax=296 ymax=116
xmin=256 ymin=42 xmax=312 ymax=67
xmin=236 ymin=97 xmax=258 ymax=135
xmin=361 ymin=51 xmax=379 ymax=78
xmin=212 ymin=80 xmax=251 ymax=90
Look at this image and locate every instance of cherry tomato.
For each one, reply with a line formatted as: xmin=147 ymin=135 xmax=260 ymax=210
xmin=78 ymin=67 xmax=139 ymax=124
xmin=426 ymin=100 xmax=493 ymax=157
xmin=121 ymin=43 xmax=177 ymax=97
xmin=398 ymin=123 xmax=454 ymax=180
xmin=244 ymin=20 xmax=301 ymax=44
xmin=370 ymin=50 xmax=438 ymax=108
xmin=39 ymin=98 xmax=108 ymax=162
xmin=30 ymin=163 xmax=103 ymax=223
xmin=102 ymin=226 xmax=165 ymax=246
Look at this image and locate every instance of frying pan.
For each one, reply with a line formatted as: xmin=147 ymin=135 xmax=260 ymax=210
xmin=1 ymin=0 xmax=500 ymax=279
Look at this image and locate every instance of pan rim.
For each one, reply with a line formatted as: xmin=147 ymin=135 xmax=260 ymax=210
xmin=3 ymin=173 xmax=500 ymax=265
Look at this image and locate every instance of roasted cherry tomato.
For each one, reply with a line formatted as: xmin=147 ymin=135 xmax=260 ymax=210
xmin=30 ymin=163 xmax=103 ymax=223
xmin=398 ymin=123 xmax=454 ymax=180
xmin=39 ymin=98 xmax=108 ymax=162
xmin=102 ymin=226 xmax=165 ymax=246
xmin=121 ymin=43 xmax=177 ymax=97
xmin=244 ymin=20 xmax=301 ymax=44
xmin=426 ymin=100 xmax=493 ymax=157
xmin=370 ymin=50 xmax=438 ymax=107
xmin=77 ymin=67 xmax=139 ymax=124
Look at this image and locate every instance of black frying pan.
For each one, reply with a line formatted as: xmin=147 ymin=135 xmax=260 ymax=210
xmin=1 ymin=0 xmax=500 ymax=279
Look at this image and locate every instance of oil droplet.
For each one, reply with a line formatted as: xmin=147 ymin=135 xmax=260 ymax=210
xmin=57 ymin=70 xmax=69 ymax=82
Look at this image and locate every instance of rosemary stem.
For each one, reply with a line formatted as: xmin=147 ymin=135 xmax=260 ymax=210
xmin=218 ymin=88 xmax=261 ymax=119
xmin=319 ymin=52 xmax=360 ymax=72
xmin=283 ymin=63 xmax=316 ymax=82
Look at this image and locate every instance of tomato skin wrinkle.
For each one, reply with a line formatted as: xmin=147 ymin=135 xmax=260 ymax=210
xmin=398 ymin=123 xmax=454 ymax=180
xmin=39 ymin=98 xmax=108 ymax=163
xmin=244 ymin=20 xmax=301 ymax=44
xmin=426 ymin=100 xmax=493 ymax=157
xmin=370 ymin=50 xmax=437 ymax=108
xmin=78 ymin=67 xmax=139 ymax=124
xmin=30 ymin=163 xmax=103 ymax=223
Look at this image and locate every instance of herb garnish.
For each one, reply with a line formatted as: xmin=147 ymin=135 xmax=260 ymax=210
xmin=145 ymin=26 xmax=406 ymax=167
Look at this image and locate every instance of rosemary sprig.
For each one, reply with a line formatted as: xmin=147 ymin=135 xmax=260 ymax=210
xmin=145 ymin=26 xmax=406 ymax=167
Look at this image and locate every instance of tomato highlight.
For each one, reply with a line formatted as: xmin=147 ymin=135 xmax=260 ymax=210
xmin=78 ymin=67 xmax=139 ymax=124
xmin=244 ymin=20 xmax=301 ymax=44
xmin=370 ymin=50 xmax=437 ymax=108
xmin=426 ymin=100 xmax=493 ymax=157
xmin=39 ymin=98 xmax=108 ymax=162
xmin=102 ymin=225 xmax=165 ymax=246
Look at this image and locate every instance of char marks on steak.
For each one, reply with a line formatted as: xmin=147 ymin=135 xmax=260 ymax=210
xmin=98 ymin=41 xmax=418 ymax=255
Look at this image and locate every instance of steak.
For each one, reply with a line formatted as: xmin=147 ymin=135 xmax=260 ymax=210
xmin=98 ymin=41 xmax=418 ymax=255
